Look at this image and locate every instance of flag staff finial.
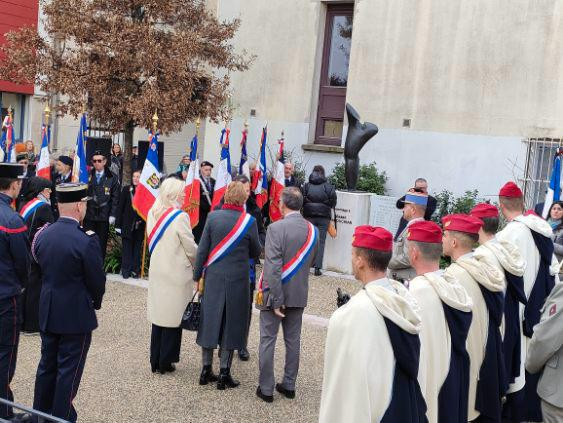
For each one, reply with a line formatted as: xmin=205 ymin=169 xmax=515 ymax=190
xmin=195 ymin=117 xmax=201 ymax=137
xmin=244 ymin=121 xmax=249 ymax=133
xmin=44 ymin=104 xmax=51 ymax=123
xmin=152 ymin=111 xmax=158 ymax=133
xmin=8 ymin=106 xmax=12 ymax=119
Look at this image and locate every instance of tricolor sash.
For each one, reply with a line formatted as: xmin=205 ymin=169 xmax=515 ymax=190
xmin=148 ymin=207 xmax=183 ymax=254
xmin=20 ymin=198 xmax=46 ymax=221
xmin=256 ymin=222 xmax=317 ymax=305
xmin=203 ymin=212 xmax=255 ymax=270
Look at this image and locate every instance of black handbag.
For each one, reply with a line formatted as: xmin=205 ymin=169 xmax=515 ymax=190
xmin=181 ymin=292 xmax=201 ymax=331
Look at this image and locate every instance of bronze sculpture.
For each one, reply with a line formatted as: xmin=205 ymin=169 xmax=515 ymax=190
xmin=344 ymin=103 xmax=378 ymax=191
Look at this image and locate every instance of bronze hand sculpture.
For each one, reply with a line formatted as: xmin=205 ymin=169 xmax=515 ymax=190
xmin=344 ymin=103 xmax=378 ymax=190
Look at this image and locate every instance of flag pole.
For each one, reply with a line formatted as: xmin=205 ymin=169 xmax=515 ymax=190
xmin=141 ymin=111 xmax=159 ymax=279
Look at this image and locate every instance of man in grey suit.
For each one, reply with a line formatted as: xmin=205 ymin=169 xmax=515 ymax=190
xmin=526 ymin=282 xmax=563 ymax=423
xmin=256 ymin=187 xmax=318 ymax=403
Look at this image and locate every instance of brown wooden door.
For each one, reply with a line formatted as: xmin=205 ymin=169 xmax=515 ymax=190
xmin=315 ymin=4 xmax=354 ymax=146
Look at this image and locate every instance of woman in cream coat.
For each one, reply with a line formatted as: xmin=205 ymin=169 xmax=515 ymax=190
xmin=146 ymin=178 xmax=197 ymax=374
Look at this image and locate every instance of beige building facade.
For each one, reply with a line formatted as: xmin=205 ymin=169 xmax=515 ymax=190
xmin=25 ymin=0 xmax=563 ymax=201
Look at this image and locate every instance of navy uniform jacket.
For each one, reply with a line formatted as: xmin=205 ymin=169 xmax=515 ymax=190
xmin=0 ymin=192 xmax=30 ymax=299
xmin=33 ymin=217 xmax=106 ymax=334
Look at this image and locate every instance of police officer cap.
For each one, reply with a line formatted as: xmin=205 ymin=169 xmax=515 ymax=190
xmin=58 ymin=155 xmax=74 ymax=168
xmin=56 ymin=183 xmax=90 ymax=203
xmin=0 ymin=163 xmax=25 ymax=179
xmin=200 ymin=161 xmax=214 ymax=168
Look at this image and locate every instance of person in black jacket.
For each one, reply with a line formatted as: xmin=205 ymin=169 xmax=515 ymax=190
xmin=193 ymin=161 xmax=215 ymax=243
xmin=16 ymin=153 xmax=36 ymax=210
xmin=302 ymin=165 xmax=337 ymax=276
xmin=84 ymin=151 xmax=121 ymax=259
xmin=18 ymin=177 xmax=55 ymax=334
xmin=115 ymin=170 xmax=145 ymax=279
xmin=394 ymin=178 xmax=437 ymax=240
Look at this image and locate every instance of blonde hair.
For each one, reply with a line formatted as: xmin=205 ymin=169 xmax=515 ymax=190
xmin=224 ymin=181 xmax=247 ymax=206
xmin=148 ymin=178 xmax=184 ymax=221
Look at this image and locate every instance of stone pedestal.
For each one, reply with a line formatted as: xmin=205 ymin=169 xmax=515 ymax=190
xmin=324 ymin=191 xmax=372 ymax=275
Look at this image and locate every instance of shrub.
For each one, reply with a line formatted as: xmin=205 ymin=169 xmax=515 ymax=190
xmin=104 ymin=226 xmax=122 ymax=274
xmin=432 ymin=189 xmax=483 ymax=223
xmin=328 ymin=162 xmax=387 ymax=194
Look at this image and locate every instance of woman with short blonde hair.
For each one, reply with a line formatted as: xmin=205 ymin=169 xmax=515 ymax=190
xmin=194 ymin=181 xmax=262 ymax=389
xmin=146 ymin=177 xmax=197 ymax=374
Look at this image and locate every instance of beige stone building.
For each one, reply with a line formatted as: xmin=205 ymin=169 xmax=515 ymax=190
xmin=17 ymin=0 xmax=563 ymax=204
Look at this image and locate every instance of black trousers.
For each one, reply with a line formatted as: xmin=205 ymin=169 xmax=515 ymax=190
xmin=33 ymin=331 xmax=91 ymax=423
xmin=150 ymin=325 xmax=182 ymax=370
xmin=121 ymin=228 xmax=144 ymax=277
xmin=0 ymin=296 xmax=20 ymax=419
xmin=83 ymin=219 xmax=110 ymax=259
xmin=22 ymin=262 xmax=41 ymax=333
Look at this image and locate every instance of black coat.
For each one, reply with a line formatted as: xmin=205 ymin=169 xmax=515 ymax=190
xmin=85 ymin=168 xmax=121 ymax=222
xmin=194 ymin=208 xmax=261 ymax=350
xmin=193 ymin=176 xmax=215 ymax=243
xmin=16 ymin=168 xmax=36 ymax=210
xmin=115 ymin=185 xmax=145 ymax=239
xmin=33 ymin=217 xmax=106 ymax=334
xmin=20 ymin=201 xmax=55 ymax=242
xmin=302 ymin=172 xmax=337 ymax=219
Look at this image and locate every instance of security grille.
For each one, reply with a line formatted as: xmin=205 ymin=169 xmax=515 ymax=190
xmin=521 ymin=138 xmax=562 ymax=210
xmin=86 ymin=119 xmax=124 ymax=147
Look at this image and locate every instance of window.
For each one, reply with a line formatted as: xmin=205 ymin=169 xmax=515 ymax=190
xmin=522 ymin=138 xmax=562 ymax=209
xmin=1 ymin=92 xmax=26 ymax=141
xmin=314 ymin=4 xmax=354 ymax=146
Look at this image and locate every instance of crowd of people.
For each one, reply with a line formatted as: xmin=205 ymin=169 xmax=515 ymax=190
xmin=2 ymin=138 xmax=563 ymax=423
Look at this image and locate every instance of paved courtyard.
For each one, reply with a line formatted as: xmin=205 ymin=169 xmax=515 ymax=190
xmin=12 ymin=272 xmax=360 ymax=422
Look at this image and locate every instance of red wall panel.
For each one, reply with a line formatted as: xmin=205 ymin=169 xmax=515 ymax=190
xmin=0 ymin=0 xmax=38 ymax=94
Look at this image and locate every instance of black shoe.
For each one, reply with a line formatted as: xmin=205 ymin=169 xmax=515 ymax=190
xmin=238 ymin=348 xmax=250 ymax=361
xmin=217 ymin=368 xmax=240 ymax=390
xmin=159 ymin=363 xmax=176 ymax=374
xmin=151 ymin=363 xmax=158 ymax=373
xmin=256 ymin=386 xmax=273 ymax=403
xmin=199 ymin=365 xmax=218 ymax=385
xmin=131 ymin=271 xmax=139 ymax=279
xmin=122 ymin=273 xmax=130 ymax=279
xmin=314 ymin=268 xmax=322 ymax=276
xmin=276 ymin=383 xmax=296 ymax=399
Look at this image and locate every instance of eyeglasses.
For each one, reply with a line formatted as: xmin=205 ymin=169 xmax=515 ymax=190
xmin=92 ymin=159 xmax=104 ymax=163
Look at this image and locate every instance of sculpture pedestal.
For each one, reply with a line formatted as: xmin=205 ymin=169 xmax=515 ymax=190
xmin=324 ymin=191 xmax=372 ymax=275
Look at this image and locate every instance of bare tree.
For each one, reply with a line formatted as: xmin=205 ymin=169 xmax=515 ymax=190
xmin=0 ymin=0 xmax=250 ymax=182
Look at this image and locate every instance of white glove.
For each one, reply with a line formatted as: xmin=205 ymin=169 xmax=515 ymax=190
xmin=115 ymin=228 xmax=121 ymax=234
xmin=109 ymin=216 xmax=116 ymax=225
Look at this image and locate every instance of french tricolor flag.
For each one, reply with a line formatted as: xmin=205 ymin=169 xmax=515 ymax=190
xmin=542 ymin=149 xmax=563 ymax=219
xmin=36 ymin=124 xmax=51 ymax=180
xmin=132 ymin=131 xmax=161 ymax=220
xmin=183 ymin=133 xmax=201 ymax=228
xmin=71 ymin=114 xmax=89 ymax=183
xmin=211 ymin=128 xmax=232 ymax=209
xmin=269 ymin=135 xmax=285 ymax=222
xmin=239 ymin=127 xmax=250 ymax=179
xmin=254 ymin=127 xmax=268 ymax=210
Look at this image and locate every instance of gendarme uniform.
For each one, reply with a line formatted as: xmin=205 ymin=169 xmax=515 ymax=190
xmin=470 ymin=203 xmax=527 ymax=396
xmin=443 ymin=214 xmax=507 ymax=422
xmin=319 ymin=226 xmax=427 ymax=423
xmin=407 ymin=221 xmax=473 ymax=423
xmin=32 ymin=183 xmax=106 ymax=423
xmin=388 ymin=192 xmax=428 ymax=283
xmin=496 ymin=182 xmax=559 ymax=422
xmin=0 ymin=163 xmax=30 ymax=420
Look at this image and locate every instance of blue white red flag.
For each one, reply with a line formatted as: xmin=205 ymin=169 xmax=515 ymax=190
xmin=183 ymin=133 xmax=201 ymax=228
xmin=254 ymin=127 xmax=268 ymax=209
xmin=133 ymin=131 xmax=161 ymax=220
xmin=72 ymin=114 xmax=89 ymax=183
xmin=211 ymin=128 xmax=232 ymax=209
xmin=542 ymin=150 xmax=562 ymax=219
xmin=36 ymin=124 xmax=51 ymax=180
xmin=239 ymin=128 xmax=250 ymax=179
xmin=269 ymin=135 xmax=285 ymax=222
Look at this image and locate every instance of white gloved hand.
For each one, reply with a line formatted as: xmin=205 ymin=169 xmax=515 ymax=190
xmin=115 ymin=228 xmax=121 ymax=234
xmin=109 ymin=216 xmax=116 ymax=225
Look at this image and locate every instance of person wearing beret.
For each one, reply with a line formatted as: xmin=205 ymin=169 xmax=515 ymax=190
xmin=18 ymin=177 xmax=55 ymax=334
xmin=84 ymin=151 xmax=120 ymax=259
xmin=32 ymin=183 xmax=106 ymax=422
xmin=495 ymin=182 xmax=560 ymax=422
xmin=193 ymin=160 xmax=215 ymax=243
xmin=388 ymin=190 xmax=428 ymax=283
xmin=407 ymin=220 xmax=473 ymax=423
xmin=15 ymin=152 xmax=36 ymax=211
xmin=0 ymin=163 xmax=31 ymax=421
xmin=54 ymin=155 xmax=73 ymax=185
xmin=319 ymin=225 xmax=427 ymax=423
xmin=469 ymin=203 xmax=528 ymax=402
xmin=442 ymin=214 xmax=506 ymax=422
xmin=256 ymin=187 xmax=318 ymax=403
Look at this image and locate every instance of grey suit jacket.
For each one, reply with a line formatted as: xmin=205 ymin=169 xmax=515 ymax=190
xmin=257 ymin=212 xmax=318 ymax=310
xmin=526 ymin=282 xmax=563 ymax=407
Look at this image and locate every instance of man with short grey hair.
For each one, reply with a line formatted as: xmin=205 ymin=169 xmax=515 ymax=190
xmin=256 ymin=187 xmax=319 ymax=402
xmin=394 ymin=177 xmax=437 ymax=240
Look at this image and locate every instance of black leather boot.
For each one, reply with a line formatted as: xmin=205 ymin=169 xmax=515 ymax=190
xmin=199 ymin=365 xmax=218 ymax=385
xmin=238 ymin=348 xmax=250 ymax=361
xmin=217 ymin=368 xmax=240 ymax=390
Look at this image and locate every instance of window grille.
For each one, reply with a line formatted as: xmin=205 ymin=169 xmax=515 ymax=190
xmin=521 ymin=138 xmax=562 ymax=209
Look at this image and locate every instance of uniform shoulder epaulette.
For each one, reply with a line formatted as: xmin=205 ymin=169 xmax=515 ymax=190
xmin=78 ymin=226 xmax=96 ymax=236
